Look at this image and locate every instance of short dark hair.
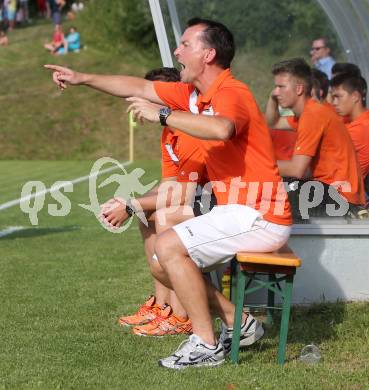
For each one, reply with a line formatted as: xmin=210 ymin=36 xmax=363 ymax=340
xmin=144 ymin=67 xmax=180 ymax=82
xmin=331 ymin=62 xmax=361 ymax=78
xmin=186 ymin=17 xmax=235 ymax=69
xmin=311 ymin=69 xmax=329 ymax=100
xmin=330 ymin=73 xmax=367 ymax=107
xmin=272 ymin=58 xmax=312 ymax=96
xmin=315 ymin=37 xmax=330 ymax=48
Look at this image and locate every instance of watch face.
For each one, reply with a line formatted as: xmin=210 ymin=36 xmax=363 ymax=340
xmin=160 ymin=107 xmax=170 ymax=116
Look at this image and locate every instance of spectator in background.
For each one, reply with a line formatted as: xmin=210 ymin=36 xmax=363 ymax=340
xmin=71 ymin=2 xmax=84 ymax=13
xmin=331 ymin=73 xmax=369 ymax=196
xmin=0 ymin=30 xmax=8 ymax=46
xmin=19 ymin=0 xmax=29 ymax=24
xmin=48 ymin=0 xmax=64 ymax=25
xmin=5 ymin=0 xmax=16 ymax=31
xmin=67 ymin=1 xmax=83 ymax=20
xmin=37 ymin=0 xmax=47 ymax=18
xmin=56 ymin=26 xmax=80 ymax=54
xmin=44 ymin=23 xmax=64 ymax=53
xmin=310 ymin=37 xmax=335 ymax=79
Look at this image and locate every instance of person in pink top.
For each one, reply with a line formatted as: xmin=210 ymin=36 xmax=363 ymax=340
xmin=44 ymin=24 xmax=64 ymax=54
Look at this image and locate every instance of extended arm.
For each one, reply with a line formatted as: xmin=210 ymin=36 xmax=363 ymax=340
xmin=44 ymin=64 xmax=164 ymax=104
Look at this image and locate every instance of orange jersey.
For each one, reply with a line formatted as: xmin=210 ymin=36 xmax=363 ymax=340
xmin=161 ymin=127 xmax=208 ymax=184
xmin=294 ymin=99 xmax=365 ymax=205
xmin=154 ymin=69 xmax=292 ymax=226
xmin=270 ymin=129 xmax=297 ymax=160
xmin=287 ymin=101 xmax=339 ymax=129
xmin=286 ymin=115 xmax=298 ymax=131
xmin=346 ymin=110 xmax=369 ymax=178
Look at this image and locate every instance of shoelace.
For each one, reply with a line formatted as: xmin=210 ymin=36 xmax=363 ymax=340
xmin=147 ymin=312 xmax=169 ymax=327
xmin=136 ymin=304 xmax=153 ymax=316
xmin=173 ymin=338 xmax=197 ymax=356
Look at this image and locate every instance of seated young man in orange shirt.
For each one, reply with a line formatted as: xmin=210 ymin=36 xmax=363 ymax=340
xmin=271 ymin=58 xmax=365 ymax=217
xmin=330 ymin=73 xmax=369 ymax=197
xmin=266 ymin=68 xmax=331 ymax=163
xmin=45 ymin=18 xmax=292 ymax=369
xmin=101 ymin=67 xmax=214 ymax=337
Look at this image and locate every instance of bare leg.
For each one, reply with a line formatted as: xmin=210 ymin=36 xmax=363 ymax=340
xmin=154 ymin=206 xmax=195 ymax=320
xmin=155 ymin=228 xmax=215 ymax=345
xmin=138 ymin=217 xmax=169 ymax=306
xmin=154 ymin=227 xmax=248 ymax=344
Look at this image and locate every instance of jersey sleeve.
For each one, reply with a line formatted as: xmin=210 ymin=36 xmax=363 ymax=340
xmin=286 ymin=115 xmax=299 ymax=131
xmin=161 ymin=129 xmax=179 ymax=178
xmin=294 ymin=112 xmax=324 ymax=156
xmin=154 ymin=81 xmax=191 ymax=111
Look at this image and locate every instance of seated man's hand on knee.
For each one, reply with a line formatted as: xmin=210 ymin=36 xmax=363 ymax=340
xmin=99 ymin=198 xmax=129 ymax=228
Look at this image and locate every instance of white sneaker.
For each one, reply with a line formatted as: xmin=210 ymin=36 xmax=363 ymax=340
xmin=159 ymin=334 xmax=225 ymax=369
xmin=219 ymin=313 xmax=264 ymax=354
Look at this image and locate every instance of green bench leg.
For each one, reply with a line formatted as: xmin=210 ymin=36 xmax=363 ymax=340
xmin=230 ymin=269 xmax=246 ymax=363
xmin=266 ymin=273 xmax=275 ymax=325
xmin=230 ymin=258 xmax=237 ymax=304
xmin=277 ymin=274 xmax=294 ymax=365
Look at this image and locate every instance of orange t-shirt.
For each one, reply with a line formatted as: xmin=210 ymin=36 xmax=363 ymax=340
xmin=154 ymin=69 xmax=292 ymax=226
xmin=286 ymin=115 xmax=299 ymax=131
xmin=161 ymin=127 xmax=208 ymax=184
xmin=294 ymin=99 xmax=365 ymax=205
xmin=346 ymin=110 xmax=369 ymax=179
xmin=287 ymin=102 xmax=341 ymax=128
xmin=270 ymin=129 xmax=297 ymax=160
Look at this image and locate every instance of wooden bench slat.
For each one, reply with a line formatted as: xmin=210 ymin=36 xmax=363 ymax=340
xmin=236 ymin=245 xmax=301 ymax=267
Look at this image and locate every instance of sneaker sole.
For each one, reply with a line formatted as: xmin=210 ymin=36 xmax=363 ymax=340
xmin=159 ymin=358 xmax=225 ymax=370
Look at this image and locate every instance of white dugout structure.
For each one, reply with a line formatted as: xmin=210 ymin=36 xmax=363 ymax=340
xmin=148 ymin=0 xmax=369 ymax=304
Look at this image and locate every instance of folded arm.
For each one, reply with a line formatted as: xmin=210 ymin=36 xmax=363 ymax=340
xmin=127 ymin=97 xmax=234 ymax=140
xmin=277 ymin=155 xmax=312 ymax=179
xmin=265 ymin=93 xmax=294 ymax=130
xmin=101 ymin=178 xmax=198 ymax=227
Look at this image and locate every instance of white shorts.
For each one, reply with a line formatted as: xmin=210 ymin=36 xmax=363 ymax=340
xmin=172 ymin=204 xmax=291 ymax=270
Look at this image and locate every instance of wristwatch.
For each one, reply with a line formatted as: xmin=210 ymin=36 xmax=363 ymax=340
xmin=159 ymin=107 xmax=172 ymax=126
xmin=125 ymin=199 xmax=136 ymax=217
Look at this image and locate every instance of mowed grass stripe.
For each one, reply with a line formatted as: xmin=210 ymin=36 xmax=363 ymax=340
xmin=0 ymin=160 xmax=127 ymax=205
xmin=0 ymin=161 xmax=95 ymax=187
xmin=0 ymin=160 xmax=159 ymax=226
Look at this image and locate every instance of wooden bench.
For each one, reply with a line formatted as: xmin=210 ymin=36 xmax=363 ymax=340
xmin=230 ymin=245 xmax=301 ymax=365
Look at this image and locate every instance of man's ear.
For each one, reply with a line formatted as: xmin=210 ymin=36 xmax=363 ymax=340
xmin=351 ymin=90 xmax=361 ymax=104
xmin=205 ymin=48 xmax=217 ymax=64
xmin=296 ymin=83 xmax=305 ymax=97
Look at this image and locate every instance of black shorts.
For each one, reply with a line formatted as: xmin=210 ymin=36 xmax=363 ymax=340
xmin=193 ymin=193 xmax=217 ymax=217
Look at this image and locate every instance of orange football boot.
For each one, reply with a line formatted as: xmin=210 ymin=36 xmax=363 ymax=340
xmin=118 ymin=295 xmax=161 ymax=326
xmin=133 ymin=304 xmax=192 ymax=336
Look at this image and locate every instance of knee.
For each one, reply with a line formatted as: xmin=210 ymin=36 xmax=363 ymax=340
xmin=155 ymin=229 xmax=186 ymax=268
xmin=149 ymin=257 xmax=165 ymax=280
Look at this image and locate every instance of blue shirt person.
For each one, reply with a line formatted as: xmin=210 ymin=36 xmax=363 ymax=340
xmin=310 ymin=38 xmax=336 ymax=79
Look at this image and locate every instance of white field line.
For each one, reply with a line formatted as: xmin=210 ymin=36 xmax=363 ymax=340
xmin=0 ymin=226 xmax=26 ymax=238
xmin=0 ymin=161 xmax=131 ymax=211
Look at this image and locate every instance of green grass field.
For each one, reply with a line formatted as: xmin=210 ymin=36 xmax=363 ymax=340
xmin=1 ymin=160 xmax=369 ymax=389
